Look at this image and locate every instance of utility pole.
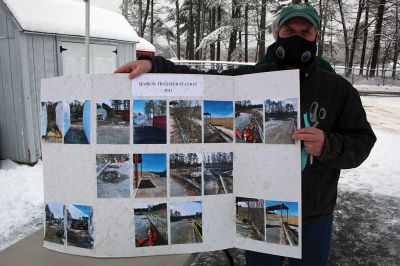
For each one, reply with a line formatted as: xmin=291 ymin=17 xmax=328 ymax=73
xmin=83 ymin=0 xmax=90 ymax=74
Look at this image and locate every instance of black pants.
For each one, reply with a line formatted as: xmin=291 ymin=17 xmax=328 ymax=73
xmin=246 ymin=215 xmax=333 ymax=266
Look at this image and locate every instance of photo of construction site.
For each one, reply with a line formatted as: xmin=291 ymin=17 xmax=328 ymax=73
xmin=265 ymin=200 xmax=299 ymax=246
xmin=64 ymin=100 xmax=91 ymax=144
xmin=132 ymin=154 xmax=167 ymax=198
xmin=96 ymin=100 xmax=130 ymax=144
xmin=170 ymin=153 xmax=202 ymax=197
xmin=204 ymin=101 xmax=234 ymax=143
xmin=169 ymin=100 xmax=202 ymax=144
xmin=44 ymin=202 xmax=65 ymax=244
xmin=264 ymin=98 xmax=297 ymax=144
xmin=170 ymin=201 xmax=202 ymax=244
xmin=133 ymin=100 xmax=167 ymax=144
xmin=41 ymin=101 xmax=63 ymax=143
xmin=235 ymin=100 xmax=264 ymax=143
xmin=203 ymin=152 xmax=234 ymax=195
xmin=66 ymin=204 xmax=94 ymax=249
xmin=134 ymin=203 xmax=168 ymax=247
xmin=96 ymin=154 xmax=130 ymax=198
xmin=236 ymin=197 xmax=265 ymax=241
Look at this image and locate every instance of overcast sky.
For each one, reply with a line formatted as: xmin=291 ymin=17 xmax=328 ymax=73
xmin=71 ymin=0 xmax=122 ymax=13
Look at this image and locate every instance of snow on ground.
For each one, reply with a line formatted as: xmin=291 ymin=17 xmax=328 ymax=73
xmin=339 ymin=95 xmax=400 ymax=196
xmin=0 ymin=160 xmax=44 ymax=251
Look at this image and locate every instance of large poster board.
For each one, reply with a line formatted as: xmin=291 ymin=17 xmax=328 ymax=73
xmin=41 ymin=71 xmax=301 ymax=258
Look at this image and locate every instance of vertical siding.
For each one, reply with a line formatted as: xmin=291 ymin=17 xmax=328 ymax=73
xmin=4 ymin=18 xmax=26 ymax=162
xmin=116 ymin=42 xmax=135 ymax=67
xmin=0 ymin=7 xmax=10 ymax=158
xmin=20 ymin=33 xmax=58 ymax=162
xmin=0 ymin=14 xmax=22 ymax=161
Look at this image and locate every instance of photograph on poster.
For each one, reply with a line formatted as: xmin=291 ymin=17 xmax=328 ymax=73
xmin=96 ymin=100 xmax=130 ymax=144
xmin=96 ymin=154 xmax=130 ymax=198
xmin=264 ymin=98 xmax=297 ymax=144
xmin=235 ymin=101 xmax=264 ymax=143
xmin=41 ymin=101 xmax=63 ymax=143
xmin=133 ymin=100 xmax=167 ymax=144
xmin=66 ymin=204 xmax=94 ymax=249
xmin=134 ymin=203 xmax=168 ymax=247
xmin=44 ymin=202 xmax=65 ymax=244
xmin=203 ymin=152 xmax=234 ymax=195
xmin=169 ymin=100 xmax=202 ymax=144
xmin=204 ymin=101 xmax=234 ymax=143
xmin=133 ymin=154 xmax=167 ymax=198
xmin=236 ymin=197 xmax=265 ymax=241
xmin=170 ymin=153 xmax=202 ymax=197
xmin=62 ymin=100 xmax=91 ymax=144
xmin=170 ymin=201 xmax=202 ymax=244
xmin=265 ymin=200 xmax=299 ymax=246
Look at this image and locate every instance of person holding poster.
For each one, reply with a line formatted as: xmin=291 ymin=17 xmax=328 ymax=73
xmin=115 ymin=4 xmax=376 ymax=265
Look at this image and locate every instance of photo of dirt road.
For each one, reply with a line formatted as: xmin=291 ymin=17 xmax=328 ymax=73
xmin=265 ymin=200 xmax=299 ymax=246
xmin=203 ymin=152 xmax=233 ymax=195
xmin=96 ymin=154 xmax=130 ymax=198
xmin=133 ymin=154 xmax=167 ymax=198
xmin=44 ymin=202 xmax=65 ymax=244
xmin=133 ymin=100 xmax=167 ymax=144
xmin=236 ymin=197 xmax=265 ymax=241
xmin=66 ymin=204 xmax=94 ymax=249
xmin=170 ymin=153 xmax=202 ymax=197
xmin=96 ymin=100 xmax=130 ymax=144
xmin=134 ymin=203 xmax=168 ymax=247
xmin=235 ymin=101 xmax=264 ymax=143
xmin=170 ymin=100 xmax=202 ymax=143
xmin=170 ymin=201 xmax=202 ymax=244
xmin=264 ymin=98 xmax=297 ymax=144
xmin=204 ymin=101 xmax=234 ymax=143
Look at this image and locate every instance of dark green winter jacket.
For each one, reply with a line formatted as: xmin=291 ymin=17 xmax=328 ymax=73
xmin=139 ymin=55 xmax=376 ymax=223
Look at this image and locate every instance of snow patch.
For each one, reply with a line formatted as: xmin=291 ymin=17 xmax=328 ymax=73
xmin=0 ymin=160 xmax=44 ymax=251
xmin=137 ymin=37 xmax=156 ymax=52
xmin=3 ymin=0 xmax=139 ymax=42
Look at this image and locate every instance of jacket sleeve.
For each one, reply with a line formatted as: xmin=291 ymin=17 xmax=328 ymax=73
xmin=316 ymin=81 xmax=376 ymax=169
xmin=139 ymin=55 xmax=256 ymax=76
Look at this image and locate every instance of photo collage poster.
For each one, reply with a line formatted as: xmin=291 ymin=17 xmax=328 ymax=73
xmin=41 ymin=71 xmax=301 ymax=258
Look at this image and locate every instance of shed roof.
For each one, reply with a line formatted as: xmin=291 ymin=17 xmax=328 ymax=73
xmin=2 ymin=0 xmax=139 ymax=42
xmin=137 ymin=37 xmax=156 ymax=52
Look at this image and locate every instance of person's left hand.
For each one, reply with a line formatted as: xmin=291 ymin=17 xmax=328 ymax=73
xmin=292 ymin=127 xmax=325 ymax=156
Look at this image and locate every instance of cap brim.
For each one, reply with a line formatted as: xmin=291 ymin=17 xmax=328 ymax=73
xmin=279 ymin=12 xmax=319 ymax=29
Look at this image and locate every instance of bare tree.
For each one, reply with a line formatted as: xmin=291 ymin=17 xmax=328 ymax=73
xmin=258 ymin=0 xmax=267 ymax=61
xmin=369 ymin=0 xmax=386 ymax=77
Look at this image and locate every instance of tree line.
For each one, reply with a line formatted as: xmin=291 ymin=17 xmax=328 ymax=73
xmin=123 ymin=0 xmax=399 ymax=79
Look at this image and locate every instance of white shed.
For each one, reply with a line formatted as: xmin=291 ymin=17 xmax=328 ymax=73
xmin=0 ymin=0 xmax=139 ymax=163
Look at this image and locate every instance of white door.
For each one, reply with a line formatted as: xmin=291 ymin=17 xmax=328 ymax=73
xmin=60 ymin=42 xmax=86 ymax=76
xmin=60 ymin=42 xmax=117 ymax=75
xmin=92 ymin=44 xmax=117 ymax=74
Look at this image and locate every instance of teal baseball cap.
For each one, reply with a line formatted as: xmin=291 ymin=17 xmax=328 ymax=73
xmin=278 ymin=4 xmax=320 ymax=29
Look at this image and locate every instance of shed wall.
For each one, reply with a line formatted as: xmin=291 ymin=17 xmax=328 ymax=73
xmin=0 ymin=7 xmax=29 ymax=162
xmin=1 ymin=3 xmax=136 ymax=163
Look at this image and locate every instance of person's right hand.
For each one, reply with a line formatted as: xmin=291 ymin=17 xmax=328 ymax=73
xmin=114 ymin=60 xmax=153 ymax=79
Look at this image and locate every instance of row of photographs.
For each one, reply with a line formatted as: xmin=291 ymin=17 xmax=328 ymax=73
xmin=44 ymin=201 xmax=203 ymax=249
xmin=236 ymin=197 xmax=299 ymax=246
xmin=96 ymin=152 xmax=233 ymax=198
xmin=41 ymin=99 xmax=298 ymax=145
xmin=45 ymin=198 xmax=299 ymax=250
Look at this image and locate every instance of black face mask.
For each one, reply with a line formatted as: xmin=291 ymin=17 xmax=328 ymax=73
xmin=275 ymin=35 xmax=317 ymax=68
